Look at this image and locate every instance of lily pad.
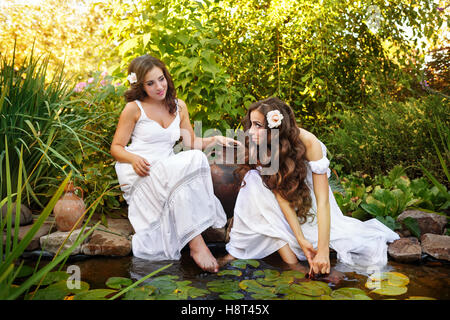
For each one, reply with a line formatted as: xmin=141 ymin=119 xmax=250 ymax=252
xmin=148 ymin=276 xmax=179 ymax=295
xmin=251 ymin=292 xmax=279 ymax=300
xmin=283 ymin=293 xmax=321 ymax=300
xmin=207 ymin=279 xmax=240 ymax=293
xmin=184 ymin=287 xmax=210 ymax=299
xmin=73 ymin=289 xmax=117 ymax=300
xmin=365 ymin=272 xmax=409 ymax=296
xmin=122 ymin=286 xmax=156 ymax=300
xmin=230 ymin=259 xmax=260 ymax=269
xmin=219 ymin=292 xmax=245 ymax=300
xmin=217 ymin=269 xmax=242 ymax=277
xmin=371 ymin=285 xmax=407 ymax=296
xmin=38 ymin=271 xmax=70 ymax=286
xmin=27 ymin=280 xmax=89 ymax=300
xmin=281 ymin=270 xmax=306 ymax=280
xmin=366 ymin=272 xmax=409 ymax=289
xmin=15 ymin=265 xmax=34 ymax=278
xmin=105 ymin=277 xmax=133 ymax=289
xmin=330 ymin=287 xmax=372 ymax=300
xmin=289 ymin=281 xmax=332 ymax=297
xmin=239 ymin=279 xmax=275 ymax=294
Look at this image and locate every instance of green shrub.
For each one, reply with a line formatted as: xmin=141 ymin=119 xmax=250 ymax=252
xmin=324 ymin=95 xmax=449 ymax=184
xmin=0 ymin=45 xmax=104 ymax=208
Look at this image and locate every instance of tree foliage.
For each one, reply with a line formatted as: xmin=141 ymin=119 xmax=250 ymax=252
xmin=0 ymin=0 xmax=110 ymax=78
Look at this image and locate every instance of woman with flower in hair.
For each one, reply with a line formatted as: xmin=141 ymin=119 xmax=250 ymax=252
xmin=111 ymin=54 xmax=238 ymax=273
xmin=221 ymin=97 xmax=399 ymax=275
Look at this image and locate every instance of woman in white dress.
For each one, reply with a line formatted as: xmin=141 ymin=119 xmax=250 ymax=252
xmin=111 ymin=55 xmax=238 ymax=273
xmin=222 ymin=97 xmax=399 ymax=276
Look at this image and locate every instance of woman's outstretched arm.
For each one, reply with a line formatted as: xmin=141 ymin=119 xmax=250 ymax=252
xmin=178 ymin=99 xmax=240 ymax=150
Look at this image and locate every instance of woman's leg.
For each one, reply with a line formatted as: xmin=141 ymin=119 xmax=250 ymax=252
xmin=278 ymin=244 xmax=309 ymax=273
xmin=189 ymin=234 xmax=219 ymax=273
xmin=217 ymin=253 xmax=236 ymax=268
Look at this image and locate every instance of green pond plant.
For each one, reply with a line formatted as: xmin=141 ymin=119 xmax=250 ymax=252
xmin=0 ymin=138 xmax=98 ymax=300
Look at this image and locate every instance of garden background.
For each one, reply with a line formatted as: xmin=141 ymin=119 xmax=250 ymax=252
xmin=0 ymin=0 xmax=449 ymax=299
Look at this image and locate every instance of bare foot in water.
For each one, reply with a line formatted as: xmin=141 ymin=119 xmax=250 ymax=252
xmin=217 ymin=254 xmax=236 ymax=268
xmin=189 ymin=235 xmax=219 ymax=273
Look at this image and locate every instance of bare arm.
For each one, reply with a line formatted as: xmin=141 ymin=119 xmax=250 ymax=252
xmin=299 ymin=128 xmax=331 ymax=273
xmin=178 ymin=99 xmax=240 ymax=150
xmin=110 ymin=102 xmax=150 ymax=176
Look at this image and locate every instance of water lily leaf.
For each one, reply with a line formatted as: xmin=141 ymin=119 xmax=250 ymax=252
xmin=207 ymin=279 xmax=240 ymax=293
xmin=256 ymin=278 xmax=278 ymax=287
xmin=122 ymin=286 xmax=156 ymax=300
xmin=105 ymin=277 xmax=133 ymax=289
xmin=281 ymin=270 xmax=306 ymax=280
xmin=155 ymin=293 xmax=182 ymax=300
xmin=239 ymin=279 xmax=272 ymax=293
xmin=15 ymin=265 xmax=34 ymax=278
xmin=217 ymin=269 xmax=242 ymax=277
xmin=28 ymin=280 xmax=89 ymax=300
xmin=175 ymin=280 xmax=192 ymax=287
xmin=185 ymin=287 xmax=210 ymax=299
xmin=73 ymin=289 xmax=117 ymax=300
xmin=148 ymin=278 xmax=178 ymax=295
xmin=251 ymin=292 xmax=278 ymax=300
xmin=330 ymin=287 xmax=372 ymax=300
xmin=290 ymin=281 xmax=332 ymax=297
xmin=405 ymin=296 xmax=436 ymax=300
xmin=219 ymin=292 xmax=244 ymax=300
xmin=284 ymin=293 xmax=321 ymax=300
xmin=230 ymin=259 xmax=260 ymax=269
xmin=371 ymin=285 xmax=407 ymax=296
xmin=253 ymin=270 xmax=265 ymax=277
xmin=39 ymin=271 xmax=70 ymax=286
xmin=261 ymin=269 xmax=280 ymax=280
xmin=366 ymin=272 xmax=409 ymax=289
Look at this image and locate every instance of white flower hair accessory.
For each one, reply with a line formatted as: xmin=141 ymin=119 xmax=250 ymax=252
xmin=127 ymin=72 xmax=137 ymax=84
xmin=266 ymin=109 xmax=284 ymax=128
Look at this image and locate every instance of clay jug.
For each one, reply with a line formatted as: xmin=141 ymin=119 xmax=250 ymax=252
xmin=208 ymin=145 xmax=241 ymax=219
xmin=53 ymin=181 xmax=86 ymax=232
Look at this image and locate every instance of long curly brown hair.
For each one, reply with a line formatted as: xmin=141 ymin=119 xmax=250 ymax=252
xmin=124 ymin=54 xmax=177 ymax=115
xmin=234 ymin=97 xmax=313 ymax=224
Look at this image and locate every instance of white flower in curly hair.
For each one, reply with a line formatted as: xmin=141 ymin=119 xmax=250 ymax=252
xmin=127 ymin=72 xmax=137 ymax=84
xmin=266 ymin=110 xmax=284 ymax=128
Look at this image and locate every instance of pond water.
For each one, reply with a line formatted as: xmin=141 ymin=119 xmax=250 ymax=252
xmin=20 ymin=243 xmax=450 ymax=300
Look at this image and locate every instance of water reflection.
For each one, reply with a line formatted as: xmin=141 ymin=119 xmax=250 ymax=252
xmin=20 ymin=246 xmax=450 ymax=299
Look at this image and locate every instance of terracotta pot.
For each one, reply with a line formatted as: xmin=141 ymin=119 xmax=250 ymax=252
xmin=53 ymin=181 xmax=86 ymax=232
xmin=208 ymin=145 xmax=241 ymax=219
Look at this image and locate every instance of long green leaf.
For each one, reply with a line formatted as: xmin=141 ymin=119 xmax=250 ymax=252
xmin=108 ymin=264 xmax=173 ymax=300
xmin=0 ymin=173 xmax=71 ymax=276
xmin=9 ymin=221 xmax=100 ymax=300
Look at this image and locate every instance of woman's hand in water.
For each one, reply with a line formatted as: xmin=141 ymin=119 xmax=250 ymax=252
xmin=298 ymin=238 xmax=317 ymax=268
xmin=310 ymin=250 xmax=330 ymax=275
xmin=131 ymin=155 xmax=150 ymax=177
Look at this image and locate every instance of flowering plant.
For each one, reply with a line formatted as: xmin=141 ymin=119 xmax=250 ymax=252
xmin=127 ymin=72 xmax=137 ymax=84
xmin=266 ymin=110 xmax=284 ymax=128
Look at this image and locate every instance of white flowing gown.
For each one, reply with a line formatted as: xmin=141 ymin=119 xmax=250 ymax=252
xmin=226 ymin=140 xmax=400 ymax=267
xmin=114 ymin=100 xmax=227 ymax=261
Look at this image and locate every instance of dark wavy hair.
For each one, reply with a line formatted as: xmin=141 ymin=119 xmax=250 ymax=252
xmin=234 ymin=97 xmax=313 ymax=224
xmin=124 ymin=54 xmax=177 ymax=114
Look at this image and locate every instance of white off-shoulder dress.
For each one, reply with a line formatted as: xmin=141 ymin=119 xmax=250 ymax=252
xmin=114 ymin=100 xmax=227 ymax=261
xmin=226 ymin=140 xmax=399 ymax=267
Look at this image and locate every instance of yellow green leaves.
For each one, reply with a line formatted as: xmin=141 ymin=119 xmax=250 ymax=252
xmin=365 ymin=272 xmax=409 ymax=296
xmin=230 ymin=259 xmax=260 ymax=269
xmin=330 ymin=288 xmax=372 ymax=300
